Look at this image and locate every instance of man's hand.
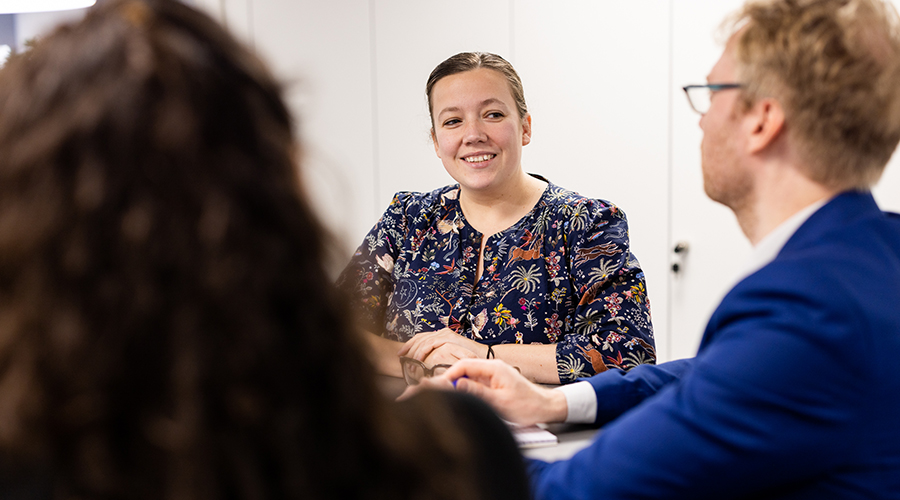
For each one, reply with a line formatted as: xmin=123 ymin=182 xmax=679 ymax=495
xmin=396 ymin=373 xmax=456 ymax=401
xmin=441 ymin=359 xmax=568 ymax=426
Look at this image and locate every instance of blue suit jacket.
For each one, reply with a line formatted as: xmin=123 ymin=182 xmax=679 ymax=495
xmin=530 ymin=191 xmax=900 ymax=499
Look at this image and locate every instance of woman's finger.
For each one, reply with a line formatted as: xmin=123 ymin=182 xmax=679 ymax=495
xmin=398 ymin=331 xmax=433 ymax=357
xmin=423 ymin=343 xmax=476 ymax=365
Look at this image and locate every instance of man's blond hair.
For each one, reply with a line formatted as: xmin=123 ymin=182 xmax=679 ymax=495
xmin=730 ymin=0 xmax=900 ymax=189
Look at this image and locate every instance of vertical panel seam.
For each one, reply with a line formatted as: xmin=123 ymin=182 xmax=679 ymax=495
xmin=665 ymin=0 xmax=675 ymax=362
xmin=369 ymin=0 xmax=380 ymax=218
xmin=509 ymin=0 xmax=515 ymax=61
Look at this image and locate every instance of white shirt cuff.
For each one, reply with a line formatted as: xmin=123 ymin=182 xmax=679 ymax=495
xmin=555 ymin=381 xmax=597 ymax=424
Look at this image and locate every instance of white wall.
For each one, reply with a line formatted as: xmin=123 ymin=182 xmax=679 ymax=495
xmin=20 ymin=0 xmax=900 ymax=363
xmin=668 ymin=0 xmax=750 ymax=360
xmin=209 ymin=0 xmax=900 ymax=363
xmin=235 ymin=0 xmax=683 ymax=357
xmin=512 ymin=1 xmax=673 ymax=358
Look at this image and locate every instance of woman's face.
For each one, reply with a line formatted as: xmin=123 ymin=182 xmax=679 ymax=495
xmin=430 ymin=68 xmax=531 ymax=197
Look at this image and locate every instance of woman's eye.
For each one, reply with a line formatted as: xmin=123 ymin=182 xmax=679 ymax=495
xmin=443 ymin=118 xmax=461 ymax=126
xmin=486 ymin=112 xmax=504 ymax=119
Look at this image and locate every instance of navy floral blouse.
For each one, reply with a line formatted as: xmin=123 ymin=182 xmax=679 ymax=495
xmin=338 ymin=179 xmax=655 ymax=383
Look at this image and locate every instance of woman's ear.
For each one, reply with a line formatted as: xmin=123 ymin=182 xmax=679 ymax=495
xmin=521 ymin=114 xmax=532 ymax=146
xmin=432 ymin=128 xmax=440 ymax=157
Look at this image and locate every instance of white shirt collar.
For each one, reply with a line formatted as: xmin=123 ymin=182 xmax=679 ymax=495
xmin=739 ymin=198 xmax=830 ymax=280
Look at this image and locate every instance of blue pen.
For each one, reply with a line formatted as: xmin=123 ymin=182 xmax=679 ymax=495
xmin=452 ymin=375 xmax=468 ymax=388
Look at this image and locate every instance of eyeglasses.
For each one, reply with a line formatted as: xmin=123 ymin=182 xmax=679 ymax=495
xmin=400 ymin=356 xmax=452 ymax=386
xmin=682 ymin=83 xmax=742 ymax=115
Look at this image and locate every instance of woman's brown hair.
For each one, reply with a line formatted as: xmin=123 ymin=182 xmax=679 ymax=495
xmin=0 ymin=0 xmax=490 ymax=498
xmin=425 ymin=51 xmax=529 ymax=131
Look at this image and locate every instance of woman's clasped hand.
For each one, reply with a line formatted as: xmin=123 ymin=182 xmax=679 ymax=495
xmin=399 ymin=328 xmax=484 ymax=365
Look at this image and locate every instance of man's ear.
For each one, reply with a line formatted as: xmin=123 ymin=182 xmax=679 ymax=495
xmin=746 ymin=98 xmax=785 ymax=154
xmin=521 ymin=113 xmax=532 ymax=146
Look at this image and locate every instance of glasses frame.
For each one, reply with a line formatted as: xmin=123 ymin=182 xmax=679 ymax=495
xmin=399 ymin=356 xmax=453 ymax=386
xmin=682 ymin=83 xmax=742 ymax=115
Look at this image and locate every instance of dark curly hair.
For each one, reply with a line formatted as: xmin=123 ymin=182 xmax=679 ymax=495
xmin=0 ymin=0 xmax=490 ymax=498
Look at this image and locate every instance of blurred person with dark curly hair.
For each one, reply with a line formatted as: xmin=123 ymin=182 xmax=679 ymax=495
xmin=0 ymin=1 xmax=528 ymax=498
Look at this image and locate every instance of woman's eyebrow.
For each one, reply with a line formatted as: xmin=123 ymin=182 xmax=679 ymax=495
xmin=437 ymin=99 xmax=508 ymax=117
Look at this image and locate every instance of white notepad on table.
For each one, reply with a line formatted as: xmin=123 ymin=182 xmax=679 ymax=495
xmin=508 ymin=422 xmax=558 ymax=449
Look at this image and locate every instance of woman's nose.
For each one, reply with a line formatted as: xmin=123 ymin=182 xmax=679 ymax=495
xmin=463 ymin=120 xmax=487 ymax=144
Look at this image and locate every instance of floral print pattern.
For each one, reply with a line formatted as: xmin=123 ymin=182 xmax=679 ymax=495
xmin=338 ymin=179 xmax=655 ymax=383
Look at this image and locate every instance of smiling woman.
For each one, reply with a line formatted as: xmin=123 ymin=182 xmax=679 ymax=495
xmin=338 ymin=52 xmax=657 ymax=385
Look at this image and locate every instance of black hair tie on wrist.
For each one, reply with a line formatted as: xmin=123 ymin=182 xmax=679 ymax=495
xmin=486 ymin=344 xmax=495 ymax=359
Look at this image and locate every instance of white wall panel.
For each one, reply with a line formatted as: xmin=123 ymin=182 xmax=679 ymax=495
xmin=668 ymin=0 xmax=747 ymax=361
xmin=249 ymin=0 xmax=375 ymax=262
xmin=513 ymin=0 xmax=672 ymax=359
xmin=221 ymin=0 xmax=900 ymax=363
xmin=371 ymin=0 xmax=511 ymax=213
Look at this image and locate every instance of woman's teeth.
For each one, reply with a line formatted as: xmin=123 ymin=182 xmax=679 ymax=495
xmin=464 ymin=154 xmax=496 ymax=163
